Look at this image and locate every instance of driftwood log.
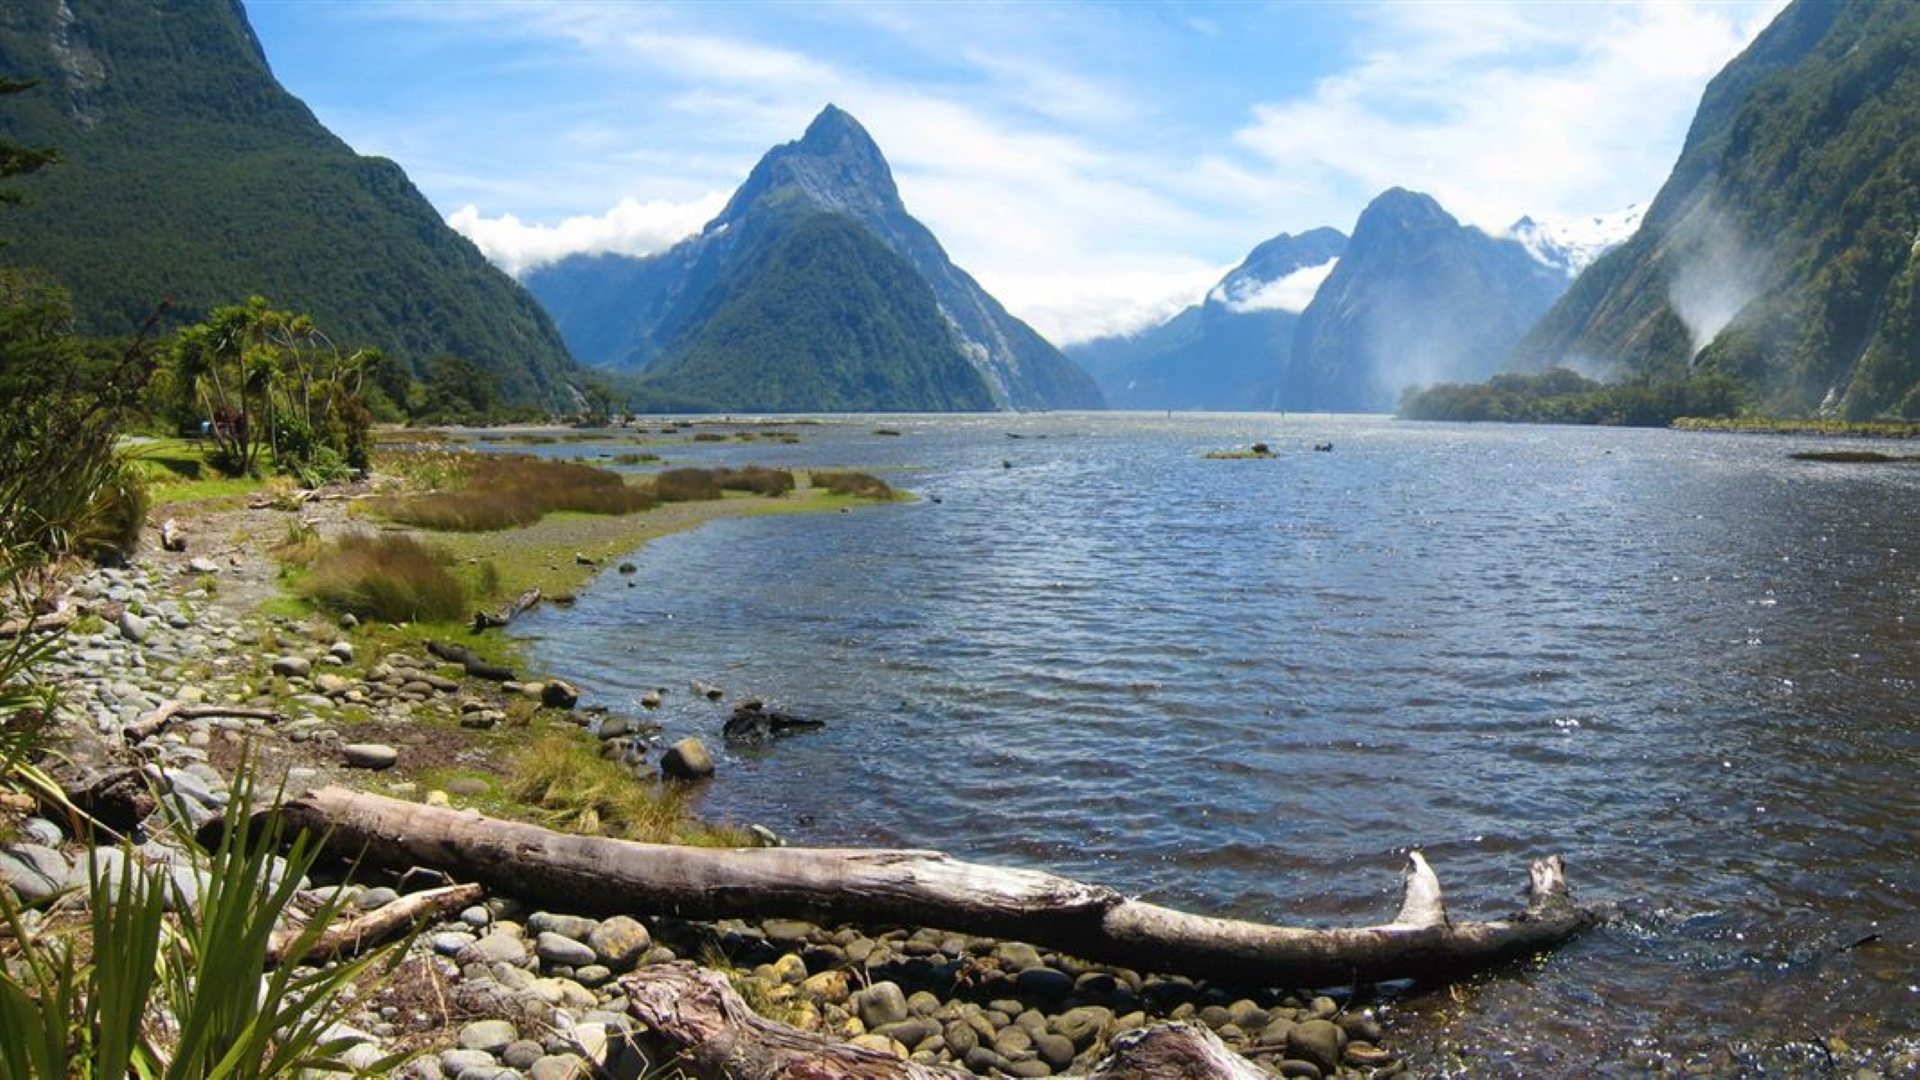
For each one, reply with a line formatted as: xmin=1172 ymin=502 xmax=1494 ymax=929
xmin=278 ymin=786 xmax=1599 ymax=987
xmin=123 ymin=701 xmax=282 ymax=743
xmin=268 ymin=882 xmax=483 ymax=966
xmin=472 ymin=588 xmax=541 ymax=631
xmin=623 ymin=962 xmax=1267 ymax=1080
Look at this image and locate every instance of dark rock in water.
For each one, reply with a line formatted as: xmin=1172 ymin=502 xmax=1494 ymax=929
xmin=661 ymin=737 xmax=715 ymax=780
xmin=1287 ymin=1018 xmax=1346 ymax=1074
xmin=1314 ymin=442 xmax=1333 ymax=452
xmin=1251 ymin=442 xmax=1270 ymax=455
xmin=724 ymin=699 xmax=826 ymax=741
xmin=691 ymin=680 xmax=725 ymax=701
xmin=541 ymin=679 xmax=579 ymax=710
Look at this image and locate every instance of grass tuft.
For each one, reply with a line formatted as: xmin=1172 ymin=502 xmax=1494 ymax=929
xmin=506 ymin=731 xmax=752 ymax=846
xmin=369 ymin=455 xmax=657 ymax=531
xmin=298 ymin=532 xmax=466 ymax=622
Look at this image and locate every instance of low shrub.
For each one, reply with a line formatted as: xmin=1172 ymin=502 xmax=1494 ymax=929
xmin=299 ymin=532 xmax=466 ymax=622
xmin=811 ymin=470 xmax=894 ymax=499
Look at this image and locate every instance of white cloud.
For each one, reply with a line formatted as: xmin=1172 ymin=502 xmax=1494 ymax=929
xmin=1210 ymin=258 xmax=1340 ymax=315
xmin=989 ymin=263 xmax=1226 ymax=346
xmin=447 ymin=194 xmax=727 ymax=277
xmin=1231 ymin=1 xmax=1788 ymax=231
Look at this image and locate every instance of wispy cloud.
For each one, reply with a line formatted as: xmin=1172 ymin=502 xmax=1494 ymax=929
xmin=1230 ymin=1 xmax=1788 ymax=230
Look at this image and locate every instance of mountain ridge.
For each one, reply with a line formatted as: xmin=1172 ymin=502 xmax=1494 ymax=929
xmin=0 ymin=0 xmax=577 ymax=406
xmin=527 ymin=105 xmax=1102 ymax=412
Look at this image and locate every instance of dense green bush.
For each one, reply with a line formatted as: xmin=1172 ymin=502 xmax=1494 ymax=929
xmin=1398 ymin=368 xmax=1747 ymax=427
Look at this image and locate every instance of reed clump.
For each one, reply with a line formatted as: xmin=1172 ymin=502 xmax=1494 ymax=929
xmin=298 ymin=532 xmax=466 ymax=622
xmin=371 ymin=455 xmax=657 ymax=531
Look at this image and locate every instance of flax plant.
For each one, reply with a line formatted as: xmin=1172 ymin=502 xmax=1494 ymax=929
xmin=0 ymin=766 xmax=408 ymax=1078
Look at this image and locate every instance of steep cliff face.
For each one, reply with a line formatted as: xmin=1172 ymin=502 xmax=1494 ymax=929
xmin=526 ymin=106 xmax=1102 ymax=412
xmin=1287 ymin=189 xmax=1566 ymax=412
xmin=0 ymin=0 xmax=577 ymax=405
xmin=1508 ymin=0 xmax=1920 ymax=418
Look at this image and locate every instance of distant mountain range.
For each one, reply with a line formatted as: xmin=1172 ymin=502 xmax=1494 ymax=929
xmin=1511 ymin=0 xmax=1920 ymax=418
xmin=1073 ymin=189 xmax=1593 ymax=412
xmin=525 ymin=107 xmax=1102 ymax=413
xmin=0 ymin=0 xmax=576 ymax=406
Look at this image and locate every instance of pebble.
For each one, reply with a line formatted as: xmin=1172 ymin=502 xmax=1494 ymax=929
xmin=586 ymin=915 xmax=650 ymax=971
xmin=271 ymin=655 xmax=312 ymax=678
xmin=341 ymin=743 xmax=398 ymax=770
xmin=458 ymin=1019 xmax=519 ymax=1054
xmin=535 ymin=932 xmax=597 ymax=969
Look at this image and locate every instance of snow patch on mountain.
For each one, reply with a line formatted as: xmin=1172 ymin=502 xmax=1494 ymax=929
xmin=1504 ymin=205 xmax=1644 ymax=277
xmin=1208 ymin=257 xmax=1341 ymax=314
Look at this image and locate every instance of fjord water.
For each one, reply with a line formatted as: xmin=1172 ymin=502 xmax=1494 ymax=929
xmin=514 ymin=415 xmax=1920 ymax=1073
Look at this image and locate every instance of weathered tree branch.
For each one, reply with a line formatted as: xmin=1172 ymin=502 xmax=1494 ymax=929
xmin=124 ymin=701 xmax=282 ymax=743
xmin=623 ymin=962 xmax=1269 ymax=1080
xmin=277 ymin=787 xmax=1600 ymax=988
xmin=472 ymin=588 xmax=541 ymax=632
xmin=269 ymin=882 xmax=483 ymax=966
xmin=0 ymin=609 xmax=74 ymax=639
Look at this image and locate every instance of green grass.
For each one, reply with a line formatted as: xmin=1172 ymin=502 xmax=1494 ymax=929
xmin=130 ymin=440 xmax=268 ymax=505
xmin=506 ymin=730 xmax=753 ymax=846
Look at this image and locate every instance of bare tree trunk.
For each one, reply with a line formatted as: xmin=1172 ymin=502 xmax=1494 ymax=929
xmin=278 ymin=787 xmax=1599 ymax=988
xmin=624 ymin=963 xmax=1270 ymax=1080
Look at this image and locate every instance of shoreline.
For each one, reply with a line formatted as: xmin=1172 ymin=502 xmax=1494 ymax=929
xmin=11 ymin=460 xmax=1412 ymax=1079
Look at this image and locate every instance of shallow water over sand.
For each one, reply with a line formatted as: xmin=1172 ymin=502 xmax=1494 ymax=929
xmin=513 ymin=414 xmax=1920 ymax=1073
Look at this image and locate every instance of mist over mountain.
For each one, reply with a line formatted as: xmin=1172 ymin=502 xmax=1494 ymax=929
xmin=1068 ymin=229 xmax=1346 ymax=410
xmin=526 ymin=106 xmax=1102 ymax=412
xmin=1287 ymin=188 xmax=1569 ymax=412
xmin=0 ymin=0 xmax=576 ymax=405
xmin=1509 ymin=0 xmax=1920 ymax=418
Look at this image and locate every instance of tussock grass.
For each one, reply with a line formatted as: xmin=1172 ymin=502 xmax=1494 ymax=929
xmin=714 ymin=466 xmax=795 ymax=497
xmin=810 ymin=470 xmax=895 ymax=499
xmin=507 ymin=731 xmax=753 ymax=846
xmin=648 ymin=467 xmax=723 ymax=502
xmin=370 ymin=455 xmax=657 ymax=531
xmin=298 ymin=532 xmax=466 ymax=623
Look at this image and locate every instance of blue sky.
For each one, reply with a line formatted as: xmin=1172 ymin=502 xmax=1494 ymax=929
xmin=243 ymin=1 xmax=1785 ymax=344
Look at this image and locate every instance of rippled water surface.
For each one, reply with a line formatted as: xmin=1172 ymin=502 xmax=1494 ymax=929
xmin=513 ymin=414 xmax=1920 ymax=1073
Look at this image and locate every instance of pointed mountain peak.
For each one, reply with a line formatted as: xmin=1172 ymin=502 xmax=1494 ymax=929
xmin=800 ymin=104 xmax=873 ymax=147
xmin=712 ymin=105 xmax=900 ymax=230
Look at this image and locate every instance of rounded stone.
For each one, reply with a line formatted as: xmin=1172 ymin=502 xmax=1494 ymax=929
xmin=271 ymin=656 xmax=312 ymax=678
xmin=458 ymin=1019 xmax=519 ymax=1054
xmin=659 ymin=737 xmax=714 ymax=780
xmin=856 ymin=981 xmax=910 ymax=1030
xmin=1014 ymin=966 xmax=1074 ymax=1001
xmin=341 ymin=743 xmax=398 ymax=770
xmin=501 ymin=1040 xmax=545 ymax=1070
xmin=535 ymin=931 xmax=597 ymax=968
xmin=1286 ymin=1019 xmax=1346 ymax=1074
xmin=587 ymin=915 xmax=651 ymax=971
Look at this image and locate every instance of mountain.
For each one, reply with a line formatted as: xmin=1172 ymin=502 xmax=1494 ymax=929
xmin=0 ymin=0 xmax=576 ymax=405
xmin=1286 ymin=188 xmax=1569 ymax=412
xmin=1506 ymin=205 xmax=1644 ymax=278
xmin=1067 ymin=228 xmax=1346 ymax=410
xmin=1507 ymin=0 xmax=1920 ymax=418
xmin=525 ymin=106 xmax=1102 ymax=412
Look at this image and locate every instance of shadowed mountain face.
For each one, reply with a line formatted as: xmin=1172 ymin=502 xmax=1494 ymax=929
xmin=1508 ymin=0 xmax=1920 ymax=418
xmin=1286 ymin=188 xmax=1569 ymax=413
xmin=0 ymin=0 xmax=576 ymax=406
xmin=1070 ymin=229 xmax=1347 ymax=411
xmin=1077 ymin=189 xmax=1567 ymax=414
xmin=526 ymin=106 xmax=1102 ymax=412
